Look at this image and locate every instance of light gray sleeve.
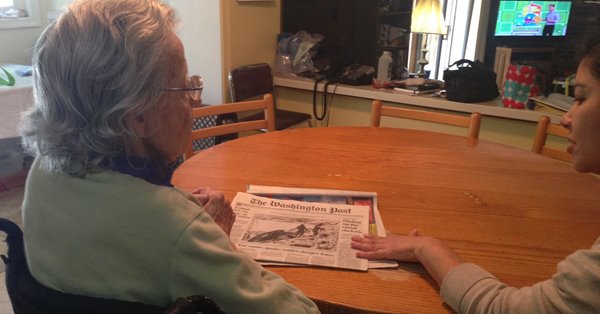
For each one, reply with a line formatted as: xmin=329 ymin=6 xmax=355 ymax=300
xmin=440 ymin=239 xmax=600 ymax=314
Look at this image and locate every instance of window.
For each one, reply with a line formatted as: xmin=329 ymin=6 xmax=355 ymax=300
xmin=0 ymin=0 xmax=14 ymax=8
xmin=0 ymin=0 xmax=41 ymax=30
xmin=408 ymin=0 xmax=489 ymax=80
xmin=426 ymin=0 xmax=487 ymax=80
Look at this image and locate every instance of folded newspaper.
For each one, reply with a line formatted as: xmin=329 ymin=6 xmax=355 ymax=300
xmin=231 ymin=192 xmax=370 ymax=271
xmin=247 ymin=185 xmax=382 ymax=235
xmin=242 ymin=185 xmax=398 ymax=269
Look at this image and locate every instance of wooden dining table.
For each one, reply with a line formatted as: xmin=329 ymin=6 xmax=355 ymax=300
xmin=172 ymin=126 xmax=600 ymax=314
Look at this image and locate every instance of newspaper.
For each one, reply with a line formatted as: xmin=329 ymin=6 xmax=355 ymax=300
xmin=230 ymin=192 xmax=370 ymax=271
xmin=246 ymin=185 xmax=398 ymax=269
xmin=247 ymin=185 xmax=382 ymax=235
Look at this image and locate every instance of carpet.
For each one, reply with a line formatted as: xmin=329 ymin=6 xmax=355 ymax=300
xmin=0 ymin=186 xmax=22 ymax=314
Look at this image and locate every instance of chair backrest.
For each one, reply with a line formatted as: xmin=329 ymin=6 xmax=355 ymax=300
xmin=370 ymin=100 xmax=482 ymax=140
xmin=531 ymin=115 xmax=572 ymax=162
xmin=228 ymin=63 xmax=273 ymax=102
xmin=0 ymin=217 xmax=222 ymax=314
xmin=185 ymin=93 xmax=275 ymax=160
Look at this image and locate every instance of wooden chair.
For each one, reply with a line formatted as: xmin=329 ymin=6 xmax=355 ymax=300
xmin=184 ymin=93 xmax=275 ymax=160
xmin=229 ymin=63 xmax=312 ymax=130
xmin=370 ymin=100 xmax=482 ymax=140
xmin=531 ymin=115 xmax=572 ymax=162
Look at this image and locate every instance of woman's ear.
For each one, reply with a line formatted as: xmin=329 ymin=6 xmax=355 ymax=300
xmin=124 ymin=112 xmax=151 ymax=157
xmin=126 ymin=112 xmax=149 ymax=137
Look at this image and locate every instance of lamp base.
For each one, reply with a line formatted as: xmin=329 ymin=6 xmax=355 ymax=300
xmin=415 ymin=33 xmax=429 ymax=78
xmin=416 ymin=50 xmax=429 ymax=78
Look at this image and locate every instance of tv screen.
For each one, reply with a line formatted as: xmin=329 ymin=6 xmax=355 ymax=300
xmin=494 ymin=1 xmax=572 ymax=37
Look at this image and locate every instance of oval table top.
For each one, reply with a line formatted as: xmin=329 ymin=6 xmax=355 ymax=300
xmin=173 ymin=126 xmax=600 ymax=314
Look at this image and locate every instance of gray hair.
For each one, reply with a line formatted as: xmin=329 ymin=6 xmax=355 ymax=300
xmin=20 ymin=0 xmax=178 ymax=176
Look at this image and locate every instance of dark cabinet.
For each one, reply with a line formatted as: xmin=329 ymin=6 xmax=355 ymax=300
xmin=374 ymin=0 xmax=412 ymax=78
xmin=282 ymin=0 xmax=411 ymax=77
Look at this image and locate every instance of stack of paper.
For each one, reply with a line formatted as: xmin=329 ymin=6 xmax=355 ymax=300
xmin=529 ymin=93 xmax=573 ymax=115
xmin=393 ymin=78 xmax=444 ymax=95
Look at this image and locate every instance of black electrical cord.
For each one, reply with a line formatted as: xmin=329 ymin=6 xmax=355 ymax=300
xmin=313 ymin=77 xmax=339 ymax=121
xmin=312 ymin=77 xmax=326 ymax=121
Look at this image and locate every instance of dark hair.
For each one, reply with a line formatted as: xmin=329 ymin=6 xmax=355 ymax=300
xmin=579 ymin=33 xmax=600 ymax=80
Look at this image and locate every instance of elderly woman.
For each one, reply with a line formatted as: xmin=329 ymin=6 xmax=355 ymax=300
xmin=351 ymin=36 xmax=600 ymax=312
xmin=20 ymin=0 xmax=318 ymax=313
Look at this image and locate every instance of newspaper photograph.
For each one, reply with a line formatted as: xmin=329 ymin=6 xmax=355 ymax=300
xmin=230 ymin=192 xmax=370 ymax=271
xmin=245 ymin=185 xmax=398 ymax=269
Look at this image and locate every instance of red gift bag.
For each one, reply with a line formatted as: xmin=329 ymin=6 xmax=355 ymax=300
xmin=502 ymin=64 xmax=541 ymax=109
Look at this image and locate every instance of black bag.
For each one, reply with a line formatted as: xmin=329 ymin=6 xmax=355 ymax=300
xmin=443 ymin=59 xmax=499 ymax=103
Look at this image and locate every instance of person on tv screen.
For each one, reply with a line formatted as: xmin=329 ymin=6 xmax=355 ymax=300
xmin=543 ymin=4 xmax=560 ymax=36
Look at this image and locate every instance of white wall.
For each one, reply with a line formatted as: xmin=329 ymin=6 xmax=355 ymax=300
xmin=0 ymin=27 xmax=38 ymax=64
xmin=49 ymin=0 xmax=69 ymax=8
xmin=169 ymin=0 xmax=223 ymax=104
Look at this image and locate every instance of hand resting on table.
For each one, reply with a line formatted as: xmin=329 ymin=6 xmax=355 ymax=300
xmin=192 ymin=188 xmax=236 ymax=235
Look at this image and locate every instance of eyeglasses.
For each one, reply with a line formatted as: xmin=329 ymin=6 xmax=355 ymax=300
xmin=163 ymin=75 xmax=203 ymax=102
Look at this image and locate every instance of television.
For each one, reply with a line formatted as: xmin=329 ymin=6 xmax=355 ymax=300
xmin=494 ymin=1 xmax=572 ymax=37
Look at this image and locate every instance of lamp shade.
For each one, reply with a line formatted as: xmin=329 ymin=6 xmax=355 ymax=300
xmin=411 ymin=0 xmax=446 ymax=35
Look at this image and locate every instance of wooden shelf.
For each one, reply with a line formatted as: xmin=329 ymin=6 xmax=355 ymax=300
xmin=382 ymin=45 xmax=408 ymax=49
xmin=379 ymin=11 xmax=410 ymax=16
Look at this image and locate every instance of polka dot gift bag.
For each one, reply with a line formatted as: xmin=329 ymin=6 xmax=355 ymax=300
xmin=502 ymin=64 xmax=542 ymax=109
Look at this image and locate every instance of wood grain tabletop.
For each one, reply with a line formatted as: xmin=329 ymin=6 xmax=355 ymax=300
xmin=173 ymin=126 xmax=600 ymax=314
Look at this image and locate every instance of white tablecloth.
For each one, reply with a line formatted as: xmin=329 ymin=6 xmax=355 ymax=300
xmin=0 ymin=64 xmax=33 ymax=139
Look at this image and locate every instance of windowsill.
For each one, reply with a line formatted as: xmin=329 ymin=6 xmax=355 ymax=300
xmin=0 ymin=0 xmax=42 ymax=30
xmin=273 ymin=74 xmax=562 ymax=123
xmin=0 ymin=16 xmax=41 ymax=29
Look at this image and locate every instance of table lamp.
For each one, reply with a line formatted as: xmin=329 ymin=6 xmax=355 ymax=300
xmin=411 ymin=0 xmax=446 ymax=78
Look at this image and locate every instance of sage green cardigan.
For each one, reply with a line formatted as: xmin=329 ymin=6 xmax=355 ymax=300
xmin=23 ymin=158 xmax=319 ymax=314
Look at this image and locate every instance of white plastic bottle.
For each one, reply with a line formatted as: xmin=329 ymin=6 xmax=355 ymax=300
xmin=377 ymin=51 xmax=393 ymax=82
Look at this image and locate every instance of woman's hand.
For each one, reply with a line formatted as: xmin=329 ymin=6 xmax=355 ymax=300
xmin=192 ymin=188 xmax=236 ymax=235
xmin=351 ymin=229 xmax=463 ymax=285
xmin=351 ymin=229 xmax=422 ymax=262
